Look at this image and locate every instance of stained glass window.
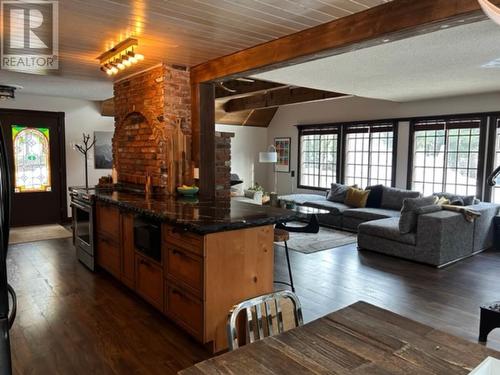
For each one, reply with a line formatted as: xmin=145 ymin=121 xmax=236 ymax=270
xmin=12 ymin=126 xmax=51 ymax=193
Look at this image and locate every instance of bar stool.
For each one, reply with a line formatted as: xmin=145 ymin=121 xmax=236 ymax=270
xmin=273 ymin=228 xmax=295 ymax=292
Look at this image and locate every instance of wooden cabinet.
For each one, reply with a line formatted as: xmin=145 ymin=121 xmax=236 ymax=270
xmin=95 ymin=206 xmax=274 ymax=353
xmin=135 ymin=254 xmax=164 ymax=310
xmin=163 ymin=224 xmax=203 ymax=255
xmin=165 ymin=281 xmax=203 ymax=340
xmin=96 ymin=235 xmax=120 ymax=278
xmin=96 ymin=202 xmax=120 ymax=241
xmin=121 ymin=214 xmax=135 ymax=288
xmin=165 ymin=244 xmax=203 ymax=297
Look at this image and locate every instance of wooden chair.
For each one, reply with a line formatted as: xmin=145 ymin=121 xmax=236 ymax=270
xmin=226 ymin=290 xmax=303 ymax=351
xmin=274 ymin=228 xmax=295 ymax=292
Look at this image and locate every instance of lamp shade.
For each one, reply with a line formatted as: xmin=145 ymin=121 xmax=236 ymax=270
xmin=259 ymin=151 xmax=277 ymax=163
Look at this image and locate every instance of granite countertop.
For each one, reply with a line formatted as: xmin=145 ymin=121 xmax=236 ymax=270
xmin=94 ymin=190 xmax=296 ymax=235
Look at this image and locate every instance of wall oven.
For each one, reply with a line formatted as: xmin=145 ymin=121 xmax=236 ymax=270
xmin=70 ymin=188 xmax=96 ymax=271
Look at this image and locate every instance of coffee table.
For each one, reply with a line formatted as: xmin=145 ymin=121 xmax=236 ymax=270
xmin=276 ymin=205 xmax=330 ymax=234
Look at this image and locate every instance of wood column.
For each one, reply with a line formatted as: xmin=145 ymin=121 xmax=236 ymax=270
xmin=195 ymin=82 xmax=215 ymax=199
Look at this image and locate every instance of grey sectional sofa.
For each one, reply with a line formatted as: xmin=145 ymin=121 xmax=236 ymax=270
xmin=279 ymin=188 xmax=500 ymax=267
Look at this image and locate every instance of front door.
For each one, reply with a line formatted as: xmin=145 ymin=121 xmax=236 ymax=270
xmin=0 ymin=109 xmax=66 ymax=227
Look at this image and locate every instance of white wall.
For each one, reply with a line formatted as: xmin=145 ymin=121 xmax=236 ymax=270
xmin=215 ymin=124 xmax=269 ymax=195
xmin=0 ymin=93 xmax=115 ymax=216
xmin=267 ymin=92 xmax=500 ymax=194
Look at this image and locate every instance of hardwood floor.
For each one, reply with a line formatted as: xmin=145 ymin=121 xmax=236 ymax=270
xmin=6 ymin=237 xmax=500 ymax=374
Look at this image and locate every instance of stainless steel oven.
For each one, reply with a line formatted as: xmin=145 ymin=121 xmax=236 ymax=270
xmin=70 ymin=188 xmax=96 ymax=271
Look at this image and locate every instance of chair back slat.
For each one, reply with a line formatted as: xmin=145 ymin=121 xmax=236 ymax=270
xmin=246 ymin=307 xmax=255 ymax=344
xmin=264 ymin=300 xmax=274 ymax=336
xmin=226 ymin=290 xmax=303 ymax=351
xmin=255 ymin=303 xmax=265 ymax=340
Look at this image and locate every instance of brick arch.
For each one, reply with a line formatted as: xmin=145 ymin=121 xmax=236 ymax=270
xmin=113 ymin=111 xmax=167 ymax=185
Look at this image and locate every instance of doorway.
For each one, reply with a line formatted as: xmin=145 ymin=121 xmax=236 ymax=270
xmin=0 ymin=109 xmax=67 ymax=227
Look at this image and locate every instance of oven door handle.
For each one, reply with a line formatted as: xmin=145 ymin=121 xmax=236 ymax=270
xmin=71 ymin=201 xmax=90 ymax=212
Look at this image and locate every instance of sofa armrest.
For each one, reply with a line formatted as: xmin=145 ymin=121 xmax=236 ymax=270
xmin=416 ymin=210 xmax=474 ymax=266
xmin=467 ymin=202 xmax=500 ymax=252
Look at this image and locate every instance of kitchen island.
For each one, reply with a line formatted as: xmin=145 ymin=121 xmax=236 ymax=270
xmin=93 ymin=190 xmax=295 ymax=353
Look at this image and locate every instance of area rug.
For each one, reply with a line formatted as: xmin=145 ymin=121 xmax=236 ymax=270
xmin=9 ymin=224 xmax=72 ymax=245
xmin=275 ymin=222 xmax=357 ymax=254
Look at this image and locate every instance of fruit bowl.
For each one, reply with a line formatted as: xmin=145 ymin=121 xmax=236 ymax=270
xmin=177 ymin=185 xmax=199 ymax=196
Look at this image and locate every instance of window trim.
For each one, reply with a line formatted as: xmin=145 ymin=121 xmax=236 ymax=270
xmin=341 ymin=121 xmax=398 ymax=188
xmin=296 ymin=124 xmax=342 ymax=191
xmin=406 ymin=114 xmax=488 ymax=199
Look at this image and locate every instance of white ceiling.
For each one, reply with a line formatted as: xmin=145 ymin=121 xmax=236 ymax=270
xmin=253 ymin=20 xmax=500 ymax=102
xmin=0 ymin=70 xmax=113 ymax=101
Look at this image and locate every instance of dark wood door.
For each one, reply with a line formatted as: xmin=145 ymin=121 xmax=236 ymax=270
xmin=0 ymin=109 xmax=66 ymax=227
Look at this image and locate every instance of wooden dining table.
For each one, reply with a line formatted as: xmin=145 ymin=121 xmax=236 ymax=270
xmin=179 ymin=301 xmax=500 ymax=374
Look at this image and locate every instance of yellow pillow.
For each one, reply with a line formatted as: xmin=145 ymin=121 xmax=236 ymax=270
xmin=344 ymin=187 xmax=370 ymax=208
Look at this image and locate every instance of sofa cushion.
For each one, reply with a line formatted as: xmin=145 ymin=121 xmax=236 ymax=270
xmin=327 ymin=183 xmax=357 ymax=203
xmin=304 ymin=200 xmax=350 ymax=215
xmin=359 ymin=218 xmax=416 ymax=245
xmin=343 ymin=207 xmax=400 ymax=221
xmin=279 ymin=194 xmax=325 ymax=205
xmin=344 ymin=187 xmax=370 ymax=208
xmin=381 ymin=186 xmax=421 ymax=210
xmin=399 ymin=196 xmax=438 ymax=234
xmin=366 ymin=184 xmax=384 ymax=208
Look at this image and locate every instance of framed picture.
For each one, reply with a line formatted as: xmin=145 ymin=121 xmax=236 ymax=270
xmin=94 ymin=131 xmax=113 ymax=169
xmin=274 ymin=137 xmax=291 ymax=173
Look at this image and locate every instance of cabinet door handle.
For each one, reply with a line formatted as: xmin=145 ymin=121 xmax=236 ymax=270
xmin=172 ymin=289 xmax=185 ymax=299
xmin=172 ymin=249 xmax=186 ymax=258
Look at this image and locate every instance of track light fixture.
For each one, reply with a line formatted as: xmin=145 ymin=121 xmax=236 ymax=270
xmin=97 ymin=38 xmax=145 ymax=76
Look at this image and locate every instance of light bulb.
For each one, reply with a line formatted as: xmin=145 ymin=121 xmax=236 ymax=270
xmin=111 ymin=66 xmax=118 ymax=74
xmin=122 ymin=58 xmax=131 ymax=67
xmin=106 ymin=69 xmax=113 ymax=76
xmin=116 ymin=61 xmax=125 ymax=70
xmin=135 ymin=53 xmax=144 ymax=61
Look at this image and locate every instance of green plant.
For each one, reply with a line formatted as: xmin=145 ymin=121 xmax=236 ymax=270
xmin=249 ymin=183 xmax=264 ymax=192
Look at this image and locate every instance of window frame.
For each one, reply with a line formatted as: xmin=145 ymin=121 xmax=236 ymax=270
xmin=341 ymin=121 xmax=398 ymax=188
xmin=297 ymin=124 xmax=342 ymax=191
xmin=407 ymin=114 xmax=488 ymax=199
xmin=296 ymin=120 xmax=398 ymax=191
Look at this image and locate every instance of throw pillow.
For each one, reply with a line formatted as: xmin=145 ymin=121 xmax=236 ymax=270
xmin=399 ymin=196 xmax=438 ymax=234
xmin=344 ymin=187 xmax=370 ymax=208
xmin=434 ymin=192 xmax=477 ymax=206
xmin=414 ymin=205 xmax=442 ymax=215
xmin=327 ymin=183 xmax=357 ymax=203
xmin=365 ymin=184 xmax=384 ymax=208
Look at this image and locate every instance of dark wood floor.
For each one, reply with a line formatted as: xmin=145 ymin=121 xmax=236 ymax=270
xmin=7 ymin=237 xmax=500 ymax=374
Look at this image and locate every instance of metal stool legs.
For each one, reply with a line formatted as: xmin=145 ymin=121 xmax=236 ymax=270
xmin=275 ymin=240 xmax=295 ymax=292
xmin=284 ymin=241 xmax=295 ymax=292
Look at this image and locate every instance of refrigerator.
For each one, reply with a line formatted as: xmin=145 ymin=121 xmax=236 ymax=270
xmin=0 ymin=124 xmax=17 ymax=375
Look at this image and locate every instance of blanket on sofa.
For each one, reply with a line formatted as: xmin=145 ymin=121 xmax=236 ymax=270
xmin=442 ymin=204 xmax=481 ymax=223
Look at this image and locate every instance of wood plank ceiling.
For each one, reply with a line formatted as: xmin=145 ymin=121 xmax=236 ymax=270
xmin=58 ymin=0 xmax=392 ymax=80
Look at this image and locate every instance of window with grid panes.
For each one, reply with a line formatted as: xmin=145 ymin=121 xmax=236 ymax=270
xmin=298 ymin=126 xmax=339 ymax=189
xmin=490 ymin=119 xmax=500 ymax=203
xmin=411 ymin=118 xmax=482 ymax=196
xmin=344 ymin=123 xmax=394 ymax=188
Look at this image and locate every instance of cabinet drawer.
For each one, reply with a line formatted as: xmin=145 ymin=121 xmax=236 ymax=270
xmin=165 ymin=245 xmax=203 ymax=296
xmin=135 ymin=255 xmax=163 ymax=310
xmin=96 ymin=203 xmax=120 ymax=241
xmin=96 ymin=235 xmax=120 ymax=278
xmin=165 ymin=282 xmax=203 ymax=340
xmin=163 ymin=225 xmax=203 ymax=255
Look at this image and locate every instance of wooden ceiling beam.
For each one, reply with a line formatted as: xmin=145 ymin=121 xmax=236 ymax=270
xmin=215 ymin=79 xmax=285 ymax=98
xmin=191 ymin=0 xmax=498 ymax=84
xmin=224 ymin=87 xmax=346 ymax=112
